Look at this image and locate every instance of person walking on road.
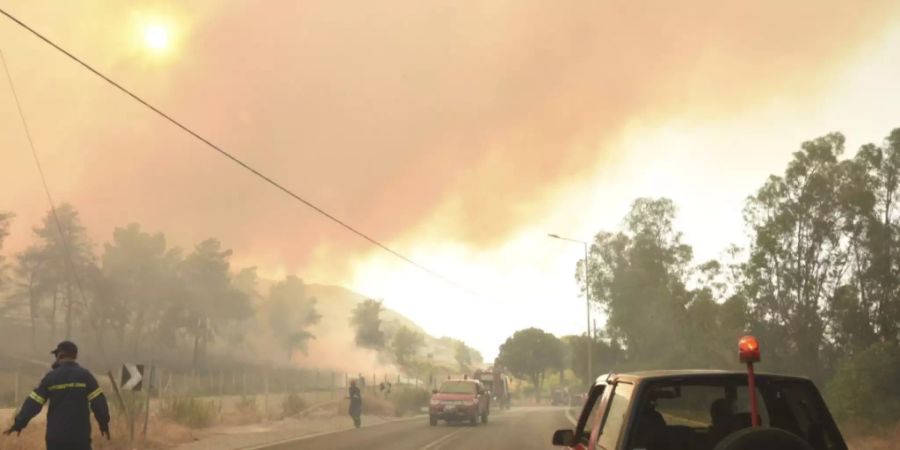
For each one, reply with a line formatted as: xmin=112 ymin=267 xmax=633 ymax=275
xmin=3 ymin=341 xmax=110 ymax=450
xmin=348 ymin=379 xmax=363 ymax=428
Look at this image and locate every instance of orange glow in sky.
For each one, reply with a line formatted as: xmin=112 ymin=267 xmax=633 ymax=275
xmin=1 ymin=1 xmax=900 ymax=360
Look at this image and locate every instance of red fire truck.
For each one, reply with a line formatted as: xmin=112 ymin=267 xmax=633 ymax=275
xmin=473 ymin=369 xmax=511 ymax=410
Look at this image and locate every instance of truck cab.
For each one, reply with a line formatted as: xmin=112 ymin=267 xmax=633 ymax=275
xmin=554 ymin=338 xmax=848 ymax=450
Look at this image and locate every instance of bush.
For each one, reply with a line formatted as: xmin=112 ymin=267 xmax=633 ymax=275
xmin=282 ymin=393 xmax=308 ymax=417
xmin=362 ymin=395 xmax=395 ymax=416
xmin=235 ymin=396 xmax=258 ymax=415
xmin=825 ymin=342 xmax=900 ymax=425
xmin=159 ymin=396 xmax=218 ymax=428
xmin=390 ymin=388 xmax=430 ymax=416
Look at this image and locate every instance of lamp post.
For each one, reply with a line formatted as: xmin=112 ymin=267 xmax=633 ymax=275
xmin=548 ymin=233 xmax=592 ymax=385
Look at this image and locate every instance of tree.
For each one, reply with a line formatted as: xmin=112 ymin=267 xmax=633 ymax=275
xmin=496 ymin=328 xmax=564 ymax=399
xmin=680 ymin=260 xmax=750 ymax=369
xmin=825 ymin=342 xmax=900 ymax=424
xmin=564 ymin=334 xmax=622 ymax=385
xmin=267 ymin=275 xmax=322 ymax=358
xmin=581 ymin=198 xmax=693 ymax=367
xmin=350 ymin=299 xmax=387 ymax=349
xmin=839 ymin=129 xmax=900 ymax=347
xmin=454 ymin=341 xmax=473 ymax=373
xmin=28 ymin=204 xmax=96 ymax=341
xmin=233 ymin=266 xmax=262 ymax=306
xmin=100 ymin=223 xmax=181 ymax=356
xmin=5 ymin=247 xmax=47 ymax=351
xmin=0 ymin=212 xmax=12 ymax=288
xmin=391 ymin=326 xmax=424 ymax=368
xmin=177 ymin=239 xmax=252 ymax=369
xmin=743 ymin=134 xmax=848 ymax=378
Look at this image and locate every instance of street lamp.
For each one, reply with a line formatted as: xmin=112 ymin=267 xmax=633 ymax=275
xmin=548 ymin=233 xmax=593 ymax=385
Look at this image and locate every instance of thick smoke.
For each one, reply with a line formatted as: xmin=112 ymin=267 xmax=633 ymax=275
xmin=1 ymin=0 xmax=898 ymax=279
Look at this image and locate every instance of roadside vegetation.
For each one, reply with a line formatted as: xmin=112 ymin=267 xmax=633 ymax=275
xmin=160 ymin=396 xmax=218 ymax=428
xmin=497 ymin=128 xmax=900 ymax=431
xmin=280 ymin=392 xmax=309 ymax=418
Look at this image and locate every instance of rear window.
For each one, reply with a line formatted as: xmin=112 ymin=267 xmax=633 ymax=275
xmin=624 ymin=377 xmax=845 ymax=450
xmin=439 ymin=381 xmax=476 ymax=394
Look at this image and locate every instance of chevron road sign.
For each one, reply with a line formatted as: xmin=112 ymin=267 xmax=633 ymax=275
xmin=121 ymin=364 xmax=144 ymax=391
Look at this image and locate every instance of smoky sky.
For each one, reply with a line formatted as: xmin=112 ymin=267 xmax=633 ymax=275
xmin=2 ymin=0 xmax=899 ymax=278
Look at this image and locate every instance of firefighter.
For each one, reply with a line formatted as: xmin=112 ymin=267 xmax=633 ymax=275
xmin=3 ymin=341 xmax=110 ymax=450
xmin=348 ymin=379 xmax=363 ymax=428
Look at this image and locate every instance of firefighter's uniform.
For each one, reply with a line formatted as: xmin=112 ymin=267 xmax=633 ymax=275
xmin=11 ymin=361 xmax=110 ymax=450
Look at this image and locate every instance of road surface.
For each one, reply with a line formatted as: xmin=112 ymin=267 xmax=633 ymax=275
xmin=250 ymin=406 xmax=573 ymax=450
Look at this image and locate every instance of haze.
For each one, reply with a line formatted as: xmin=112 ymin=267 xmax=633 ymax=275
xmin=2 ymin=0 xmax=900 ymax=360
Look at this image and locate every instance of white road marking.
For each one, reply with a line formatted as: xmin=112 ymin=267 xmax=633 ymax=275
xmin=420 ymin=428 xmax=465 ymax=450
xmin=238 ymin=415 xmax=426 ymax=450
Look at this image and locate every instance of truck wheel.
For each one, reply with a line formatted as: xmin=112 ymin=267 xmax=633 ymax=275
xmin=429 ymin=415 xmax=437 ymax=426
xmin=481 ymin=411 xmax=489 ymax=424
xmin=469 ymin=415 xmax=478 ymax=426
xmin=713 ymin=427 xmax=813 ymax=450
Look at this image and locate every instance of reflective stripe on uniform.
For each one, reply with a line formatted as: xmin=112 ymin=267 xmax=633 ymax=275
xmin=87 ymin=388 xmax=103 ymax=401
xmin=48 ymin=382 xmax=87 ymax=391
xmin=29 ymin=391 xmax=46 ymax=405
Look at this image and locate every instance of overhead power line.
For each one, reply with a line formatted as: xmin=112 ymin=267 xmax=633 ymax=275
xmin=0 ymin=7 xmax=475 ymax=295
xmin=1 ymin=48 xmax=107 ymax=357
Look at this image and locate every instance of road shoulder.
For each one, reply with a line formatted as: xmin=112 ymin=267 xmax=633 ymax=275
xmin=173 ymin=413 xmax=423 ymax=450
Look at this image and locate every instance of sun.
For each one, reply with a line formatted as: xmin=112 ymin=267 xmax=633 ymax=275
xmin=143 ymin=23 xmax=171 ymax=53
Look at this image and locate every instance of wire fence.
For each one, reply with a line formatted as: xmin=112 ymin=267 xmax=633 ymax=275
xmin=0 ymin=365 xmax=428 ymax=409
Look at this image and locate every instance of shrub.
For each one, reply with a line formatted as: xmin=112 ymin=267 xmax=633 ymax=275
xmin=390 ymin=388 xmax=430 ymax=416
xmin=361 ymin=395 xmax=395 ymax=416
xmin=235 ymin=396 xmax=258 ymax=415
xmin=825 ymin=342 xmax=900 ymax=425
xmin=282 ymin=393 xmax=308 ymax=417
xmin=159 ymin=396 xmax=218 ymax=428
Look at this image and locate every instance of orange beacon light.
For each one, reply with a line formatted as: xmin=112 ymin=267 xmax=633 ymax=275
xmin=739 ymin=335 xmax=761 ymax=427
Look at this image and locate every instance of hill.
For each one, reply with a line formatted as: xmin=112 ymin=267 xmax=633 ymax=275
xmin=291 ymin=283 xmax=478 ymax=373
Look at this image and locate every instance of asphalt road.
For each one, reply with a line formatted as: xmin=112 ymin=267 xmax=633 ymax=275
xmin=252 ymin=406 xmax=573 ymax=450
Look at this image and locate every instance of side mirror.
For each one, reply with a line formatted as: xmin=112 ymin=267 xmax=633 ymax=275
xmin=432 ymin=389 xmax=438 ymax=394
xmin=552 ymin=429 xmax=576 ymax=446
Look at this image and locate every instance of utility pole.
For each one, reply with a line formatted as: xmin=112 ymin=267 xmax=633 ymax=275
xmin=583 ymin=240 xmax=592 ymax=385
xmin=549 ymin=234 xmax=593 ymax=385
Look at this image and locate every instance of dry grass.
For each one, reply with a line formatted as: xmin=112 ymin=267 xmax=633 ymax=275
xmin=842 ymin=421 xmax=900 ymax=450
xmin=0 ymin=416 xmax=193 ymax=450
xmin=218 ymin=396 xmax=266 ymax=426
xmin=361 ymin=395 xmax=395 ymax=417
xmin=334 ymin=395 xmax=395 ymax=418
xmin=158 ymin=397 xmax=218 ymax=428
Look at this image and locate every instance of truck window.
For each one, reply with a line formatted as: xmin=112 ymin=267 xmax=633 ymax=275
xmin=595 ymin=382 xmax=634 ymax=450
xmin=764 ymin=381 xmax=845 ymax=450
xmin=622 ymin=377 xmax=847 ymax=450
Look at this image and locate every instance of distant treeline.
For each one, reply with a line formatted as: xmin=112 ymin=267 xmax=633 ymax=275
xmin=0 ymin=209 xmax=324 ymax=369
xmin=0 ymin=205 xmax=482 ymax=377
